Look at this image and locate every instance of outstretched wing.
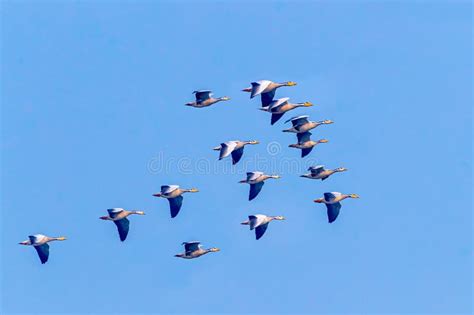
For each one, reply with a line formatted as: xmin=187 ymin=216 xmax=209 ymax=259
xmin=250 ymin=80 xmax=271 ymax=98
xmin=193 ymin=90 xmax=212 ymax=103
xmin=248 ymin=214 xmax=266 ymax=230
xmin=269 ymin=97 xmax=289 ymax=110
xmin=249 ymin=182 xmax=265 ymax=201
xmin=326 ymin=202 xmax=342 ymax=223
xmin=168 ymin=195 xmax=184 ymax=218
xmin=301 ymin=147 xmax=313 ymax=158
xmin=113 ymin=217 xmax=130 ymax=241
xmin=260 ymin=90 xmax=275 ymax=107
xmin=107 ymin=208 xmax=124 ymax=219
xmin=324 ymin=192 xmax=341 ymax=202
xmin=297 ymin=132 xmax=312 ymax=144
xmin=309 ymin=165 xmax=325 ymax=176
xmin=231 ymin=147 xmax=244 ymax=164
xmin=219 ymin=141 xmax=237 ymax=160
xmin=286 ymin=115 xmax=309 ymax=126
xmin=183 ymin=241 xmax=201 ymax=255
xmin=246 ymin=171 xmax=263 ymax=181
xmin=271 ymin=113 xmax=285 ymax=125
xmin=161 ymin=185 xmax=179 ymax=194
xmin=34 ymin=243 xmax=50 ymax=264
xmin=255 ymin=223 xmax=269 ymax=240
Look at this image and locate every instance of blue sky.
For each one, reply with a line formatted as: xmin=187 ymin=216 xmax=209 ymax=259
xmin=1 ymin=1 xmax=472 ymax=314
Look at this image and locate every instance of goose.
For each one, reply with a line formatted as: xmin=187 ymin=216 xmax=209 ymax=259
xmin=153 ymin=185 xmax=199 ymax=218
xmin=242 ymin=80 xmax=297 ymax=107
xmin=259 ymin=98 xmax=313 ymax=125
xmin=239 ymin=171 xmax=280 ymax=201
xmin=19 ymin=234 xmax=66 ymax=264
xmin=100 ymin=208 xmax=145 ymax=241
xmin=283 ymin=115 xmax=333 ymax=133
xmin=314 ymin=192 xmax=360 ymax=223
xmin=185 ymin=90 xmax=230 ymax=108
xmin=174 ymin=241 xmax=220 ymax=259
xmin=288 ymin=132 xmax=328 ymax=157
xmin=301 ymin=165 xmax=348 ymax=181
xmin=213 ymin=140 xmax=259 ymax=164
xmin=241 ymin=214 xmax=285 ymax=240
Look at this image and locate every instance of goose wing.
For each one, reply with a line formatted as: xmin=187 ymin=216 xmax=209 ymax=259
xmin=324 ymin=192 xmax=342 ymax=203
xmin=193 ymin=90 xmax=212 ymax=103
xmin=113 ymin=217 xmax=130 ymax=241
xmin=286 ymin=115 xmax=309 ymax=126
xmin=28 ymin=234 xmax=45 ymax=245
xmin=248 ymin=214 xmax=266 ymax=230
xmin=168 ymin=195 xmax=183 ymax=218
xmin=249 ymin=182 xmax=265 ymax=201
xmin=219 ymin=141 xmax=237 ymax=160
xmin=107 ymin=208 xmax=124 ymax=219
xmin=255 ymin=223 xmax=269 ymax=240
xmin=231 ymin=147 xmax=244 ymax=164
xmin=161 ymin=185 xmax=179 ymax=195
xmin=269 ymin=97 xmax=290 ymax=111
xmin=250 ymin=80 xmax=271 ymax=98
xmin=183 ymin=241 xmax=201 ymax=255
xmin=246 ymin=171 xmax=264 ymax=181
xmin=260 ymin=90 xmax=275 ymax=107
xmin=326 ymin=202 xmax=342 ymax=223
xmin=271 ymin=113 xmax=285 ymax=125
xmin=34 ymin=243 xmax=50 ymax=264
xmin=301 ymin=147 xmax=313 ymax=158
xmin=309 ymin=165 xmax=325 ymax=176
xmin=297 ymin=132 xmax=312 ymax=144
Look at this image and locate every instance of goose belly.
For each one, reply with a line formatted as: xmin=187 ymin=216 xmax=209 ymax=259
xmin=296 ymin=123 xmax=315 ymax=133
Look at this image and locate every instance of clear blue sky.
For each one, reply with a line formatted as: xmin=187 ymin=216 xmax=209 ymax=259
xmin=1 ymin=1 xmax=472 ymax=314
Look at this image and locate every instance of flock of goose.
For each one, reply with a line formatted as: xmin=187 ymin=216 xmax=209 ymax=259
xmin=19 ymin=79 xmax=359 ymax=264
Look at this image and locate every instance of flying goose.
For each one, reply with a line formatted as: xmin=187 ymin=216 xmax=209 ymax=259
xmin=242 ymin=80 xmax=297 ymax=107
xmin=239 ymin=171 xmax=281 ymax=201
xmin=288 ymin=131 xmax=328 ymax=157
xmin=259 ymin=98 xmax=313 ymax=125
xmin=301 ymin=165 xmax=348 ymax=181
xmin=153 ymin=185 xmax=199 ymax=218
xmin=314 ymin=192 xmax=360 ymax=223
xmin=185 ymin=90 xmax=230 ymax=108
xmin=283 ymin=115 xmax=333 ymax=133
xmin=19 ymin=234 xmax=67 ymax=264
xmin=100 ymin=208 xmax=145 ymax=241
xmin=241 ymin=214 xmax=285 ymax=240
xmin=174 ymin=241 xmax=220 ymax=259
xmin=213 ymin=140 xmax=259 ymax=164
